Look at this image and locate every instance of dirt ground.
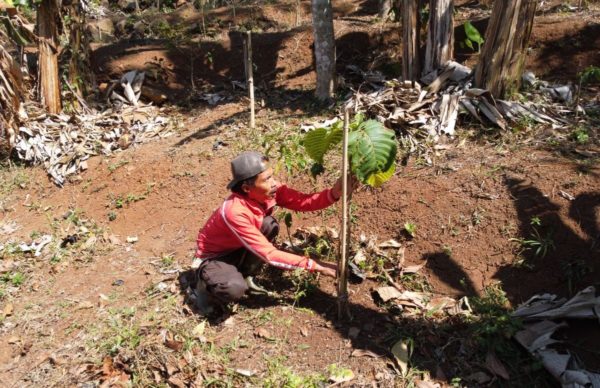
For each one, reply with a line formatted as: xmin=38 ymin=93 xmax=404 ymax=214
xmin=1 ymin=0 xmax=599 ymax=386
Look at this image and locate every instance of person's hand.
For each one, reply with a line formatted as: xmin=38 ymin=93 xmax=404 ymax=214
xmin=332 ymin=175 xmax=360 ymax=200
xmin=314 ymin=260 xmax=337 ymax=277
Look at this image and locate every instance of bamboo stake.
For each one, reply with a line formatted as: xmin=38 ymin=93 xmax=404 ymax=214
xmin=246 ymin=31 xmax=255 ymax=129
xmin=337 ymin=109 xmax=351 ymax=320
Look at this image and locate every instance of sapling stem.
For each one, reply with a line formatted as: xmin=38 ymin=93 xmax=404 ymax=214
xmin=337 ymin=108 xmax=351 ymax=320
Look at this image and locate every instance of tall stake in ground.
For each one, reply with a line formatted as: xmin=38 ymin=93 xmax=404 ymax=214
xmin=337 ymin=109 xmax=351 ymax=320
xmin=245 ymin=31 xmax=255 ymax=129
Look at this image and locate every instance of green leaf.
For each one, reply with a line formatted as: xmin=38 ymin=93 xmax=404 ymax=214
xmin=365 ymin=162 xmax=395 ymax=187
xmin=464 ymin=21 xmax=484 ymax=45
xmin=348 ymin=120 xmax=397 ymax=186
xmin=464 ymin=38 xmax=474 ymax=51
xmin=303 ymin=124 xmax=342 ymax=164
xmin=284 ymin=212 xmax=293 ymax=229
xmin=304 ymin=127 xmax=329 ymax=163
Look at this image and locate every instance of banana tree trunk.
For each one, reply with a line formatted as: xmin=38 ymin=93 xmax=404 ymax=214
xmin=311 ymin=0 xmax=336 ymax=101
xmin=0 ymin=45 xmax=24 ymax=151
xmin=401 ymin=0 xmax=420 ymax=82
xmin=38 ymin=0 xmax=61 ymax=114
xmin=423 ymin=0 xmax=453 ymax=75
xmin=474 ymin=0 xmax=537 ymax=98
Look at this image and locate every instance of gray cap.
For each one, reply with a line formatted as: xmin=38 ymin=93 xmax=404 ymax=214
xmin=226 ymin=151 xmax=267 ymax=190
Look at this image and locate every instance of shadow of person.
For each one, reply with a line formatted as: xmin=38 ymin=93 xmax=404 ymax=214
xmin=493 ymin=176 xmax=598 ymax=303
xmin=422 ymin=250 xmax=479 ymax=297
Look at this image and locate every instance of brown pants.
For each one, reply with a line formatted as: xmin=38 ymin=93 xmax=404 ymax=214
xmin=197 ymin=216 xmax=279 ymax=303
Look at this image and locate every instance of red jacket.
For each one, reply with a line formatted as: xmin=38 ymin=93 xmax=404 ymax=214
xmin=195 ymin=185 xmax=338 ymax=271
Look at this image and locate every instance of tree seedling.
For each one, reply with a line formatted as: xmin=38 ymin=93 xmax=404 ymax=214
xmin=404 ymin=222 xmax=417 ymax=238
xmin=303 ymin=113 xmax=397 ymax=187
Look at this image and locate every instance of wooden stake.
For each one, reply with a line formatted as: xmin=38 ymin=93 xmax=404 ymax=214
xmin=337 ymin=109 xmax=351 ymax=321
xmin=246 ymin=31 xmax=255 ymax=129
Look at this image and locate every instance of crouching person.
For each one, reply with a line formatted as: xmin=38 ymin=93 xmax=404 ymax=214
xmin=191 ymin=151 xmax=356 ymax=314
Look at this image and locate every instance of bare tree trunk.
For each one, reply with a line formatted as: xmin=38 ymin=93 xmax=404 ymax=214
xmin=311 ymin=0 xmax=336 ymax=101
xmin=474 ymin=0 xmax=537 ymax=98
xmin=38 ymin=0 xmax=61 ymax=114
xmin=379 ymin=0 xmax=393 ymax=20
xmin=423 ymin=0 xmax=453 ymax=75
xmin=401 ymin=0 xmax=420 ymax=82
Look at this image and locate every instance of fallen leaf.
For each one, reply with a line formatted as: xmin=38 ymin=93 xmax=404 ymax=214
xmin=426 ymin=297 xmax=457 ymax=311
xmin=352 ymin=249 xmax=367 ymax=264
xmin=396 ymin=247 xmax=406 ymax=268
xmin=391 ymin=340 xmax=410 ymax=376
xmin=379 ymin=239 xmax=402 ymax=248
xmin=164 ymin=339 xmax=184 ymax=352
xmin=485 ymin=352 xmax=510 ymax=380
xmin=102 ymin=356 xmax=115 ymax=377
xmin=165 ymin=362 xmax=179 ymax=376
xmin=402 ymin=262 xmax=425 ymax=274
xmin=234 ymin=368 xmax=255 ymax=377
xmin=77 ymin=301 xmax=94 ymax=310
xmin=82 ymin=236 xmax=97 ymax=250
xmin=255 ymin=327 xmax=275 ymax=341
xmin=192 ymin=321 xmax=206 ymax=339
xmin=126 ymin=236 xmax=138 ymax=243
xmin=300 ymin=327 xmax=309 ymax=337
xmin=3 ymin=303 xmax=14 ymax=317
xmin=351 ymin=349 xmax=382 ymax=358
xmin=168 ymin=375 xmax=186 ymax=388
xmin=223 ymin=316 xmax=235 ymax=327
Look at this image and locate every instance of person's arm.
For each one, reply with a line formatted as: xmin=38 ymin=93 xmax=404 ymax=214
xmin=275 ymin=176 xmax=360 ymax=212
xmin=223 ymin=205 xmax=335 ymax=276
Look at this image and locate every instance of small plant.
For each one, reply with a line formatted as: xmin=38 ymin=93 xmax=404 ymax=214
xmin=289 ymin=269 xmax=318 ymax=307
xmin=107 ymin=211 xmax=117 ymax=221
xmin=462 ymin=21 xmax=484 ymax=52
xmin=530 ymin=216 xmax=542 ymax=227
xmin=161 ymin=254 xmax=175 ymax=268
xmin=442 ymin=245 xmax=452 ymax=257
xmin=1 ymin=271 xmax=25 ymax=287
xmin=471 ymin=284 xmax=521 ymax=352
xmin=579 ymin=65 xmax=600 ymax=85
xmin=404 ymin=222 xmax=416 ymax=238
xmin=303 ymin=113 xmax=397 ymax=187
xmin=570 ymin=127 xmax=589 ymax=144
xmin=514 ymin=227 xmax=555 ymax=258
xmin=107 ymin=160 xmax=129 ymax=173
xmin=561 ymin=260 xmax=590 ymax=296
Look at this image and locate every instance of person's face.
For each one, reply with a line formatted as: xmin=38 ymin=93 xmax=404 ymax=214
xmin=243 ymin=167 xmax=278 ymax=204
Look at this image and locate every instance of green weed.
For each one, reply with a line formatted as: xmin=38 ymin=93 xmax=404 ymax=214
xmin=579 ymin=65 xmax=600 ymax=85
xmin=470 ymin=284 xmax=521 ymax=352
xmin=513 ymin=227 xmax=555 ymax=258
xmin=263 ymin=355 xmax=326 ymax=388
xmin=404 ymin=221 xmax=417 ymax=238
